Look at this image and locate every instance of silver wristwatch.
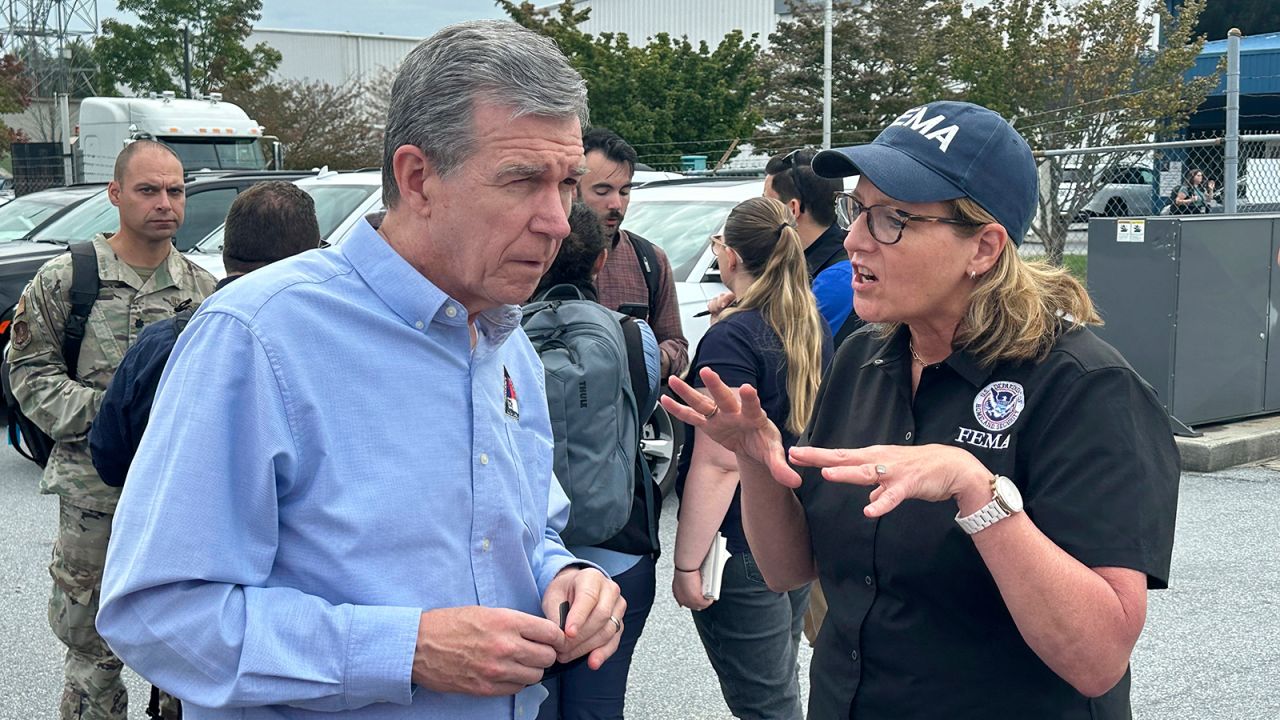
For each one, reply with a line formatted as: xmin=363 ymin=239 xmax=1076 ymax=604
xmin=955 ymin=475 xmax=1023 ymax=535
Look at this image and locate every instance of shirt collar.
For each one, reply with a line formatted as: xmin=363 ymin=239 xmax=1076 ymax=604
xmin=341 ymin=217 xmax=522 ymax=347
xmin=804 ymin=223 xmax=849 ymax=277
xmin=860 ymin=324 xmax=995 ymax=388
xmin=92 ymin=233 xmax=182 ymax=292
xmin=862 ymin=324 xmax=909 ymax=368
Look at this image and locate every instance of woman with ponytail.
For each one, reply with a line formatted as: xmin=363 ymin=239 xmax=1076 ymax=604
xmin=670 ymin=196 xmax=831 ymax=720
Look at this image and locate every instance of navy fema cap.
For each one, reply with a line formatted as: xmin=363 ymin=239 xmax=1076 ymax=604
xmin=812 ymin=101 xmax=1038 ymax=246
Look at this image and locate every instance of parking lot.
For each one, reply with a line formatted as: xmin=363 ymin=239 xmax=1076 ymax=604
xmin=1 ymin=443 xmax=1277 ymax=718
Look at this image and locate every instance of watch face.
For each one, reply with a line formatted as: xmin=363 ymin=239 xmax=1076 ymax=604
xmin=994 ymin=475 xmax=1024 ymax=513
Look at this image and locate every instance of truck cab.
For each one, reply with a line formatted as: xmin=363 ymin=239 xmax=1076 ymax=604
xmin=75 ymin=92 xmax=269 ymax=182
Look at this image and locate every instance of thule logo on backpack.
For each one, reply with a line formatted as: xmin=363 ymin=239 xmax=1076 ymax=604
xmin=579 ymin=381 xmax=589 ymax=408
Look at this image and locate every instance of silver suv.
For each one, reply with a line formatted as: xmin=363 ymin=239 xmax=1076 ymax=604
xmin=1059 ymin=165 xmax=1158 ymax=220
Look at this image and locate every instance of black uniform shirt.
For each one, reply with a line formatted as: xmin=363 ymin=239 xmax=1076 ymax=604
xmin=796 ymin=324 xmax=1180 ymax=720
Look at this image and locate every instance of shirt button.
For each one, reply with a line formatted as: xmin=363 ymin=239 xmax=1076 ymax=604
xmin=864 ymin=575 xmax=874 ymax=586
xmin=479 ymin=453 xmax=489 ymax=465
xmin=904 ymin=431 xmax=913 ymax=441
xmin=850 ymin=650 xmax=859 ymax=662
xmin=482 ymin=538 xmax=491 ymax=552
xmin=414 ymin=320 xmax=424 ymax=330
xmin=873 ymin=359 xmax=884 ymax=366
xmin=445 ymin=305 xmax=458 ymax=318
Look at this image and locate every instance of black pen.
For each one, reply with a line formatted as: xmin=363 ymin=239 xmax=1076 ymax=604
xmin=695 ymin=300 xmax=739 ymax=318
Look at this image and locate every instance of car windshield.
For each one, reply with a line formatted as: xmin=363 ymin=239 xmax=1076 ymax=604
xmin=29 ymin=191 xmax=114 ymax=244
xmin=194 ymin=183 xmax=380 ymax=253
xmin=622 ymin=200 xmax=737 ymax=270
xmin=0 ymin=194 xmax=82 ymax=242
xmin=166 ymin=138 xmax=266 ymax=171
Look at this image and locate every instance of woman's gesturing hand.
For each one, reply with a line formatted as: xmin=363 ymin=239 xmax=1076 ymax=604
xmin=788 ymin=443 xmax=992 ymax=518
xmin=660 ymin=368 xmax=801 ymax=488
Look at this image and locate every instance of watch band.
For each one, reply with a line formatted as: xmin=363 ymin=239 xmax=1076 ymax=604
xmin=955 ymin=500 xmax=1010 ymax=535
xmin=954 ymin=475 xmax=1018 ymax=535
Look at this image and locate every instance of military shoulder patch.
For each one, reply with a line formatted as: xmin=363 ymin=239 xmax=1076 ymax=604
xmin=11 ymin=320 xmax=31 ymax=350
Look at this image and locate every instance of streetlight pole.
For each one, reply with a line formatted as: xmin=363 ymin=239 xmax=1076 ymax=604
xmin=822 ymin=0 xmax=833 ymax=149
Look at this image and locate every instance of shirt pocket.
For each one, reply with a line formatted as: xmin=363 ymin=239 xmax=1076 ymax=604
xmin=503 ymin=423 xmax=555 ymax=552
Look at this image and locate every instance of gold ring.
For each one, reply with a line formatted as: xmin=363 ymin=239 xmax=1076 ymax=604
xmin=705 ymin=405 xmax=720 ymax=420
xmin=609 ymin=615 xmax=622 ymax=633
xmin=874 ymin=464 xmax=888 ymax=477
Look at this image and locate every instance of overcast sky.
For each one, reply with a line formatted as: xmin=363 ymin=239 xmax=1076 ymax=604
xmin=105 ymin=1 xmax=512 ymax=39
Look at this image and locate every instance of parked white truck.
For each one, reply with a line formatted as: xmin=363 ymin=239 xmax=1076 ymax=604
xmin=74 ymin=92 xmax=275 ymax=182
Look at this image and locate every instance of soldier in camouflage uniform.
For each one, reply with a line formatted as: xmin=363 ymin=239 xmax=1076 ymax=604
xmin=6 ymin=140 xmax=217 ymax=720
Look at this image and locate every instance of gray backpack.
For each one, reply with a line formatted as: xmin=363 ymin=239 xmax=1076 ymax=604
xmin=521 ymin=284 xmax=649 ymax=547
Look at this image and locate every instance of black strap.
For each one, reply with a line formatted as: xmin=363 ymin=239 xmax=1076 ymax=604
xmin=63 ymin=243 xmax=100 ymax=382
xmin=619 ymin=316 xmax=660 ymax=558
xmin=625 ymin=231 xmax=661 ymax=320
xmin=619 ymin=316 xmax=648 ymax=425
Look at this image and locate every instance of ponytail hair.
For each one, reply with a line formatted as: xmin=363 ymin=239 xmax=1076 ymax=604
xmin=721 ymin=196 xmax=826 ymax=434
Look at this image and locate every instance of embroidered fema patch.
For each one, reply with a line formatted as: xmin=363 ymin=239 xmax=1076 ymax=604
xmin=973 ymin=381 xmax=1025 ymax=432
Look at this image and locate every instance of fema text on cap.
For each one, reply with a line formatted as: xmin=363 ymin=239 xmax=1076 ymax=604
xmin=890 ymin=105 xmax=959 ymax=153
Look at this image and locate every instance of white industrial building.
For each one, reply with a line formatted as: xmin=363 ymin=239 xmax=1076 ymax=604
xmin=570 ymin=0 xmax=792 ymax=49
xmin=249 ymin=28 xmax=421 ymax=87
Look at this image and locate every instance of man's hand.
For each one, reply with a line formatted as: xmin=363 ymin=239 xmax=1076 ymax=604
xmin=411 ymin=607 xmax=562 ymax=696
xmin=542 ymin=566 xmax=626 ymax=670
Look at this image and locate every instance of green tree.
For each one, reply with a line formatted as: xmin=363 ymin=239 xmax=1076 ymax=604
xmin=948 ymin=0 xmax=1216 ymax=262
xmin=499 ymin=1 xmax=763 ymax=169
xmin=94 ymin=0 xmax=281 ymax=96
xmin=0 ymin=54 xmax=33 ymax=158
xmin=1194 ymin=0 xmax=1279 ymax=40
xmin=224 ymin=78 xmax=382 ymax=171
xmin=758 ymin=0 xmax=965 ymax=152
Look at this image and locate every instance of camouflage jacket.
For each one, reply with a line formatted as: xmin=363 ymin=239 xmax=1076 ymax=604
xmin=7 ymin=234 xmax=217 ymax=513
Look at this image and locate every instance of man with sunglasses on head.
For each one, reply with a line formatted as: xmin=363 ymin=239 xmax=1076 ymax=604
xmin=764 ymin=148 xmax=858 ymax=341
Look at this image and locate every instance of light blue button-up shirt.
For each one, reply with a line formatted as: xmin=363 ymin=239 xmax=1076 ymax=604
xmin=98 ymin=219 xmax=583 ymax=719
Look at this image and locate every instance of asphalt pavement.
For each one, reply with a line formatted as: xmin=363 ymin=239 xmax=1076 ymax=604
xmin=1 ymin=443 xmax=1276 ymax=719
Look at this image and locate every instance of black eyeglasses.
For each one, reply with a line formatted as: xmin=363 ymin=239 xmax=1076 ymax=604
xmin=833 ymin=191 xmax=983 ymax=245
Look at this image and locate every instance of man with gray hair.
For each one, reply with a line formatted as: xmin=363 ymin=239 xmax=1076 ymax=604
xmin=97 ymin=20 xmax=625 ymax=719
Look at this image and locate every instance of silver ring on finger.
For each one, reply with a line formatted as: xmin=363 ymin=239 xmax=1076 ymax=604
xmin=704 ymin=405 xmax=720 ymax=420
xmin=874 ymin=464 xmax=888 ymax=477
xmin=609 ymin=615 xmax=622 ymax=633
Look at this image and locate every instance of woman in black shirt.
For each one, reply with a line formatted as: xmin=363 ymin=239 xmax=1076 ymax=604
xmin=662 ymin=101 xmax=1180 ymax=720
xmin=671 ymin=196 xmax=832 ymax=720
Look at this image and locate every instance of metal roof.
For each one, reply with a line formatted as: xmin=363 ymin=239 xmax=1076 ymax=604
xmin=1192 ymin=31 xmax=1280 ymax=96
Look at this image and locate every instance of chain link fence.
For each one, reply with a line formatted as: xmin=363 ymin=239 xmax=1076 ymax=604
xmin=1023 ymin=133 xmax=1280 ymax=266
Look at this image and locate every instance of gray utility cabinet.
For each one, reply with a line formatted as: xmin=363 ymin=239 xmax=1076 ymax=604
xmin=1088 ymin=214 xmax=1280 ymax=429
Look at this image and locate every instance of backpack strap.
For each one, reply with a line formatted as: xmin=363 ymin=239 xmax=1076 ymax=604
xmin=63 ymin=242 xmax=100 ymax=382
xmin=618 ymin=316 xmax=649 ymax=424
xmin=172 ymin=307 xmax=196 ymax=336
xmin=535 ymin=283 xmax=589 ymax=303
xmin=625 ymin=231 xmax=661 ymax=319
xmin=619 ymin=315 xmax=660 ymax=558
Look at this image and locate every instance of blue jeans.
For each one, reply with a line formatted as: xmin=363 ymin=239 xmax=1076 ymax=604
xmin=690 ymin=551 xmax=809 ymax=720
xmin=537 ymin=554 xmax=656 ymax=720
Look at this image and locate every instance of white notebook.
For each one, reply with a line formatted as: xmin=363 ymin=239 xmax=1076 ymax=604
xmin=700 ymin=532 xmax=732 ymax=600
